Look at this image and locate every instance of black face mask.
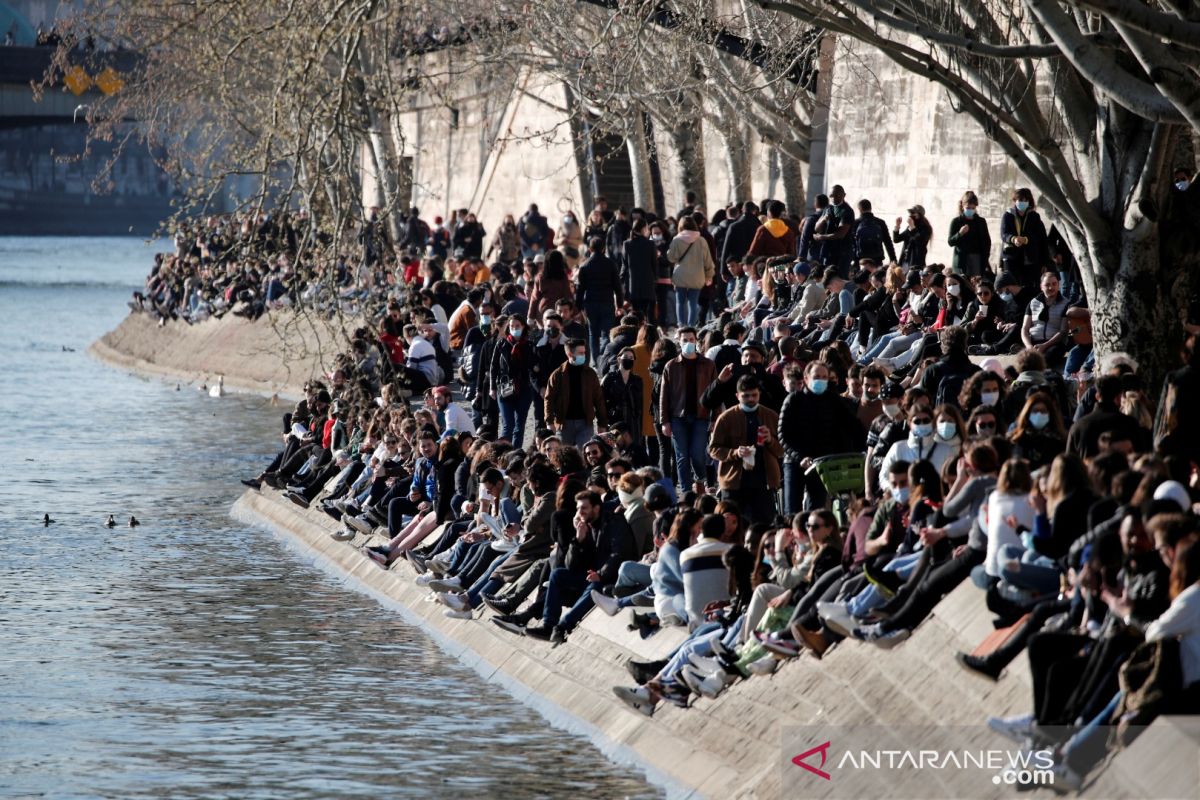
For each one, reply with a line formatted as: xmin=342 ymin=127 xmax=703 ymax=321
xmin=619 ymin=359 xmax=635 ymax=370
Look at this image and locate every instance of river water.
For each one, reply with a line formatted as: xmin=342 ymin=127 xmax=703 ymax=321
xmin=0 ymin=237 xmax=657 ymax=799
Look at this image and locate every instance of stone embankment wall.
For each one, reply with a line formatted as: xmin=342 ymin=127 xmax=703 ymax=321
xmin=92 ymin=314 xmax=1188 ymax=800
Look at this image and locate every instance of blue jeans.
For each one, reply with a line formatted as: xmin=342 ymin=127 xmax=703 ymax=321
xmin=585 ymin=303 xmax=616 ymax=363
xmin=659 ymin=617 xmax=743 ymax=688
xmin=858 ymin=330 xmax=901 ymax=364
xmin=497 ymin=382 xmax=534 ymax=446
xmin=614 ymin=561 xmax=653 ymax=609
xmin=670 ymin=415 xmax=709 ymax=489
xmin=466 ymin=552 xmax=511 ymax=608
xmin=674 ymin=288 xmax=701 ymax=328
xmin=998 ymin=543 xmax=1061 ymax=596
xmin=848 ymin=552 xmax=921 ymax=617
xmin=1062 ymin=344 xmax=1094 ymax=379
xmin=560 ymin=418 xmax=594 ymax=449
xmin=542 ymin=567 xmax=597 ymax=631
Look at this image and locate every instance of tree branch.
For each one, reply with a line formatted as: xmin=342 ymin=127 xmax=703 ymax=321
xmin=1071 ymin=0 xmax=1200 ymax=53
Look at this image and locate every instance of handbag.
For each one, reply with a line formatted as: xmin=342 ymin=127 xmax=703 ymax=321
xmin=1110 ymin=637 xmax=1182 ymax=745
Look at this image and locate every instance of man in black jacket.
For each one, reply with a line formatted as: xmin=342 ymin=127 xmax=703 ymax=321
xmin=524 ymin=490 xmax=636 ymax=643
xmin=1067 ymin=374 xmax=1141 ymax=458
xmin=701 ymin=341 xmax=786 ymax=414
xmin=576 ymin=238 xmax=624 ymax=363
xmin=720 ymin=201 xmax=760 ymax=275
xmin=919 ymin=325 xmax=979 ymax=408
xmin=778 ymin=361 xmax=866 ymax=514
xmin=621 ymin=219 xmax=658 ymax=321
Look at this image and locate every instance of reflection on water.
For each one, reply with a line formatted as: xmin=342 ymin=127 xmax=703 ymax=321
xmin=0 ymin=237 xmax=658 ymax=799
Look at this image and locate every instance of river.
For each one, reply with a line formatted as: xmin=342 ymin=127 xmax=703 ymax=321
xmin=0 ymin=236 xmax=658 ymax=799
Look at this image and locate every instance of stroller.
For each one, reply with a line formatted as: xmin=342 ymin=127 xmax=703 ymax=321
xmin=804 ymin=453 xmax=866 ymax=527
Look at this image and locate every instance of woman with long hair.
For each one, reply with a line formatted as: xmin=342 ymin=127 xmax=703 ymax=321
xmin=1010 ymin=391 xmax=1067 ymax=470
xmin=528 ymin=249 xmax=572 ymax=321
xmin=492 ymin=315 xmax=537 ymax=446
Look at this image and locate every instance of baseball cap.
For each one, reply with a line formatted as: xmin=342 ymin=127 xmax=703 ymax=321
xmin=907 ymin=204 xmax=926 ymax=216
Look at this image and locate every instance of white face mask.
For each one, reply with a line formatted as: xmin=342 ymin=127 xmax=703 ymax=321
xmin=981 ymin=390 xmax=1000 ymax=406
xmin=947 ymin=284 xmax=961 ymax=297
xmin=882 ymin=403 xmax=901 ymax=418
xmin=1177 ymin=180 xmax=1190 ymax=191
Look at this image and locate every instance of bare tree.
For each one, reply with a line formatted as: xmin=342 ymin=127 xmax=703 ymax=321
xmin=747 ymin=0 xmax=1199 ymax=390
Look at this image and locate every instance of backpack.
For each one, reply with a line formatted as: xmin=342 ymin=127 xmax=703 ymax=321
xmin=854 ymin=218 xmax=884 ymax=258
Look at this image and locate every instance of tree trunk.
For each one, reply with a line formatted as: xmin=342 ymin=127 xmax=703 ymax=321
xmin=717 ymin=119 xmax=752 ymax=205
xmin=626 ymin=116 xmax=655 ymax=212
xmin=778 ymin=146 xmax=807 ymax=215
xmin=668 ymin=102 xmax=706 ymax=212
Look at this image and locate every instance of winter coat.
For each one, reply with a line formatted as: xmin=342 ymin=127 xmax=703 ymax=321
xmin=667 ymin=231 xmax=715 ymax=290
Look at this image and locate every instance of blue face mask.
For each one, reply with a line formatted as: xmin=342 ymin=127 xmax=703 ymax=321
xmin=912 ymin=423 xmax=934 ymax=438
xmin=739 ymin=402 xmax=759 ymax=413
xmin=1029 ymin=411 xmax=1050 ymax=430
xmin=937 ymin=421 xmax=957 ymax=440
xmin=573 ymin=354 xmax=586 ymax=366
xmin=681 ymin=342 xmax=697 ymax=356
xmin=963 ymin=207 xmax=976 ymax=218
xmin=479 ymin=314 xmax=491 ymax=325
xmin=892 ymin=486 xmax=911 ymax=504
xmin=1015 ymin=200 xmax=1030 ymax=213
xmin=809 ymin=378 xmax=828 ymax=395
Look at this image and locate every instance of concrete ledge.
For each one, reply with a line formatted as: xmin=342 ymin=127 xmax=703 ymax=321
xmin=232 ymin=488 xmax=1053 ymax=800
xmin=89 ymin=311 xmax=352 ymax=399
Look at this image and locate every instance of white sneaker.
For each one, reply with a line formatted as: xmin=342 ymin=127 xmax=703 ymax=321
xmin=987 ymin=713 xmax=1036 ymax=745
xmin=414 ymin=573 xmax=434 ymax=587
xmin=870 ymin=628 xmax=910 ymax=649
xmin=679 ymin=665 xmax=730 ymax=699
xmin=746 ymin=655 xmax=779 ymax=675
xmin=687 ymin=653 xmax=724 ymax=674
xmin=612 ymin=685 xmax=655 ymax=716
xmin=345 ymin=515 xmax=373 ymax=535
xmin=427 ymin=576 xmax=462 ymax=593
xmin=443 ymin=609 xmax=473 ymax=620
xmin=591 ymin=590 xmax=621 ymax=616
xmin=817 ymin=601 xmax=857 ymax=638
xmin=439 ymin=592 xmax=470 ymax=612
xmin=329 ymin=529 xmax=355 ymax=541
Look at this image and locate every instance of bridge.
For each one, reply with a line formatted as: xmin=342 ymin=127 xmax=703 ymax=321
xmin=0 ymin=45 xmax=136 ymax=130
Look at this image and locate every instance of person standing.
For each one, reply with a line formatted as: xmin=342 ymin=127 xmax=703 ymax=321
xmin=621 ymin=219 xmax=658 ymax=321
xmin=545 ymin=339 xmax=609 ymax=448
xmin=893 ymin=204 xmax=932 ymax=268
xmin=948 ymin=191 xmax=992 ymax=278
xmin=708 ymin=375 xmax=785 ymax=523
xmin=491 ymin=316 xmax=536 ymax=446
xmin=519 ymin=204 xmax=550 ymax=259
xmin=1000 ymin=187 xmax=1048 ymax=292
xmin=576 ymin=237 xmax=624 ymax=362
xmin=850 ymin=199 xmax=896 ymax=266
xmin=720 ymin=201 xmax=760 ymax=277
xmin=778 ymin=361 xmax=867 ymax=514
xmin=668 ymin=217 xmax=716 ymax=328
xmin=746 ymin=200 xmax=798 ymax=259
xmin=812 ymin=184 xmax=855 ymax=278
xmin=602 ymin=347 xmax=645 ymax=443
xmin=659 ymin=327 xmax=716 ymax=493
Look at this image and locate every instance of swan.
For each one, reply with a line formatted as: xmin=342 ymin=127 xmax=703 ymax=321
xmin=209 ymin=376 xmax=225 ymax=398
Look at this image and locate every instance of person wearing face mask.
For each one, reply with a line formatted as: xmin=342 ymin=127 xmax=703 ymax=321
xmin=878 ymin=402 xmax=960 ymax=494
xmin=545 ymin=339 xmax=609 ymax=449
xmin=707 ymin=375 xmax=786 ymax=523
xmin=659 ymin=327 xmax=717 ymax=493
xmin=491 ymin=315 xmax=537 ymax=446
xmin=948 ymin=190 xmax=992 ymax=278
xmin=1000 ymin=187 xmax=1048 ymax=292
xmin=601 ymin=347 xmax=645 ymax=446
xmin=778 ymin=361 xmax=867 ymax=515
xmin=893 ymin=204 xmax=932 ymax=268
xmin=1009 ymin=391 xmax=1067 ymax=470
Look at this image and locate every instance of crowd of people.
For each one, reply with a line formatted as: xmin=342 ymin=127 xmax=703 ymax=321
xmin=138 ymin=178 xmax=1200 ymax=790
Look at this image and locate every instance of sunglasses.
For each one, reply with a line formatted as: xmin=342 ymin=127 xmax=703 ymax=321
xmin=911 ymin=418 xmax=932 ymax=425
